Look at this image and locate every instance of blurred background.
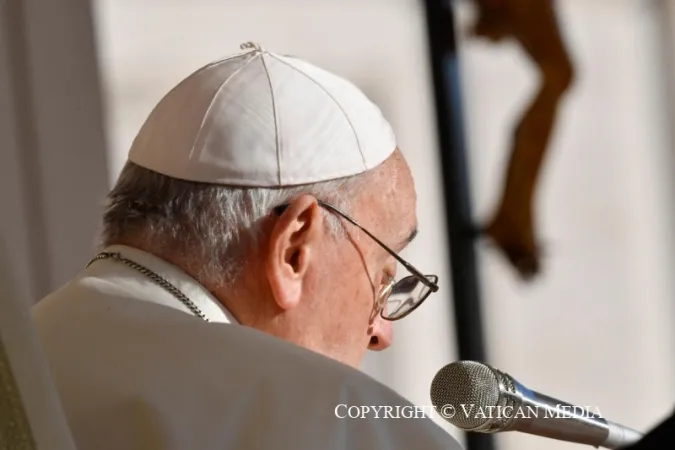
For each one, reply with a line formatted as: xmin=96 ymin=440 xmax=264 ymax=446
xmin=2 ymin=1 xmax=675 ymax=450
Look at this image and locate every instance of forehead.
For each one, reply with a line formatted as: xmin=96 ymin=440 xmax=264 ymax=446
xmin=360 ymin=150 xmax=417 ymax=249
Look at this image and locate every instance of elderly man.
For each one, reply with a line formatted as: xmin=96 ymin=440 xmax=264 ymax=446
xmin=32 ymin=43 xmax=459 ymax=449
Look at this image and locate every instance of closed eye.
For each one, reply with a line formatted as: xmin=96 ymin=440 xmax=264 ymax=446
xmin=397 ymin=227 xmax=418 ymax=251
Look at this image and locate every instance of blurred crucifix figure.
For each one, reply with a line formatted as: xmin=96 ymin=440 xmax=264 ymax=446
xmin=469 ymin=0 xmax=575 ymax=280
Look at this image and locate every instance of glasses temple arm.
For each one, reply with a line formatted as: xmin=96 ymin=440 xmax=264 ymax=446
xmin=277 ymin=201 xmax=439 ymax=292
xmin=327 ymin=206 xmax=438 ymax=292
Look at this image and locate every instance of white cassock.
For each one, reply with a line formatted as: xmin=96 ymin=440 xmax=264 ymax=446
xmin=30 ymin=245 xmax=464 ymax=450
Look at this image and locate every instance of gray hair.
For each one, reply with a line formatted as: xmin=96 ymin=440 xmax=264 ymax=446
xmin=100 ymin=162 xmax=372 ymax=287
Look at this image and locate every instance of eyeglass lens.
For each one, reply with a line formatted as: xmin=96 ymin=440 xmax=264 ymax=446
xmin=381 ymin=275 xmax=438 ymax=320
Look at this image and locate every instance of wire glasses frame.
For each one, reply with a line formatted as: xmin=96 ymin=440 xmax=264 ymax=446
xmin=273 ymin=200 xmax=439 ymax=321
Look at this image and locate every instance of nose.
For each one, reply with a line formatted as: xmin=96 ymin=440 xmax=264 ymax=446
xmin=368 ymin=316 xmax=393 ymax=351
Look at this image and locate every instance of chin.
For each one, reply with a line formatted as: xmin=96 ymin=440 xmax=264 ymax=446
xmin=321 ymin=349 xmax=362 ymax=369
xmin=343 ymin=351 xmax=367 ymax=370
xmin=330 ymin=354 xmax=358 ymax=368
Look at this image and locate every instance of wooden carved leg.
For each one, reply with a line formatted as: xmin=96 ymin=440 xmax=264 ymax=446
xmin=480 ymin=1 xmax=575 ymax=280
xmin=471 ymin=4 xmax=511 ymax=42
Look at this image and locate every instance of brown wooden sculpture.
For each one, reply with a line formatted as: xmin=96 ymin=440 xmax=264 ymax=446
xmin=470 ymin=0 xmax=575 ymax=280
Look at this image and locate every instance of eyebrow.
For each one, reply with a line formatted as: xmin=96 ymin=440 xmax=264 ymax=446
xmin=399 ymin=227 xmax=418 ymax=249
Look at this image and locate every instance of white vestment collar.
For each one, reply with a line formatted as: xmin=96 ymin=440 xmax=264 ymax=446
xmin=89 ymin=245 xmax=238 ymax=324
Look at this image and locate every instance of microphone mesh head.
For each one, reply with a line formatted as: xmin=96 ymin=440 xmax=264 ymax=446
xmin=430 ymin=361 xmax=501 ymax=430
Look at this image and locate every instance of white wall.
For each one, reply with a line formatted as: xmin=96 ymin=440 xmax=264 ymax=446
xmin=454 ymin=0 xmax=675 ymax=449
xmin=91 ymin=0 xmax=460 ymax=439
xmin=0 ymin=0 xmax=109 ymax=302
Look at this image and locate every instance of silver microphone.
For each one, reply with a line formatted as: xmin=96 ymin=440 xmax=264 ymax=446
xmin=429 ymin=361 xmax=643 ymax=449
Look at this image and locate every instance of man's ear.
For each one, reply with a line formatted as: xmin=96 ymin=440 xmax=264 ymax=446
xmin=266 ymin=195 xmax=323 ymax=311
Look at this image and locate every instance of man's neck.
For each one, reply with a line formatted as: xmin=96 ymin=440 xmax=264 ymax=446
xmin=106 ymin=238 xmax=243 ymax=322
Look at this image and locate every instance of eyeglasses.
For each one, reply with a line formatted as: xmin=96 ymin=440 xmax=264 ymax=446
xmin=273 ymin=200 xmax=439 ymax=321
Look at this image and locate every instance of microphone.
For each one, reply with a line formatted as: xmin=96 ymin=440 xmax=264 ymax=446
xmin=429 ymin=361 xmax=643 ymax=449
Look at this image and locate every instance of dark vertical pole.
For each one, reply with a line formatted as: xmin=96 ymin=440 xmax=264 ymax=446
xmin=422 ymin=2 xmax=495 ymax=450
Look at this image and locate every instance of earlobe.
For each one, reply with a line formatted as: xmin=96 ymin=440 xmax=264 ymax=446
xmin=266 ymin=195 xmax=322 ymax=311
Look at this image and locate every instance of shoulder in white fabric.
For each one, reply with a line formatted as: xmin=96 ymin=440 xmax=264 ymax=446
xmin=33 ymin=277 xmax=462 ymax=450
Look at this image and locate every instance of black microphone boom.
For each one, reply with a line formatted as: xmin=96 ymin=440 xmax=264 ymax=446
xmin=430 ymin=361 xmax=643 ymax=449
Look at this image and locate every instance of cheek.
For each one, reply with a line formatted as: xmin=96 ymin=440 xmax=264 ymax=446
xmin=333 ymin=269 xmax=374 ymax=311
xmin=321 ymin=242 xmax=382 ymax=326
xmin=322 ymin=267 xmax=373 ymax=327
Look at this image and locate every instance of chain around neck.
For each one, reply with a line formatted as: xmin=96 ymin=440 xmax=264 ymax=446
xmin=86 ymin=252 xmax=209 ymax=322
